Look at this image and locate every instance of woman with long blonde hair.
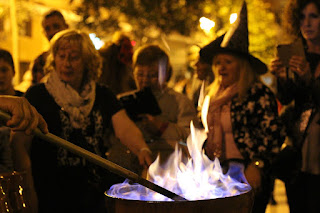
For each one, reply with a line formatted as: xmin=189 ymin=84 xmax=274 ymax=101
xmin=204 ymin=2 xmax=284 ymax=213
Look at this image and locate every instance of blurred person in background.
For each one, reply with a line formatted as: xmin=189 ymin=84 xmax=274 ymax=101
xmin=132 ymin=44 xmax=198 ymax=165
xmin=0 ymin=49 xmax=23 ymax=173
xmin=0 ymin=49 xmax=23 ymax=97
xmin=99 ymin=31 xmax=136 ymax=95
xmin=31 ymin=9 xmax=69 ymax=86
xmin=269 ymin=0 xmax=320 ymax=212
xmin=191 ymin=34 xmax=224 ymax=113
xmin=114 ymin=44 xmax=198 ymax=175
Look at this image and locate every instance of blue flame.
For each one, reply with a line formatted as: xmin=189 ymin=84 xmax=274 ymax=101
xmin=107 ymin=123 xmax=251 ymax=201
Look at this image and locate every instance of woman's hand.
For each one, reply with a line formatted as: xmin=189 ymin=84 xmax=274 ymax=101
xmin=0 ymin=96 xmax=48 ymax=135
xmin=289 ymin=55 xmax=312 ymax=82
xmin=270 ymin=57 xmax=287 ymax=80
xmin=112 ymin=109 xmax=153 ymax=168
xmin=137 ymin=147 xmax=153 ymax=168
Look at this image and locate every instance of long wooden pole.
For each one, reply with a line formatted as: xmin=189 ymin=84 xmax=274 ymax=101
xmin=0 ymin=109 xmax=187 ymax=201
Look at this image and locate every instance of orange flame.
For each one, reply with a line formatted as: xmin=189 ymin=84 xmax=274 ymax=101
xmin=197 ymin=81 xmax=205 ymax=109
xmin=201 ymin=95 xmax=210 ymax=132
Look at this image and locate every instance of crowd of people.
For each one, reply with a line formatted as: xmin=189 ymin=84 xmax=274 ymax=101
xmin=0 ymin=0 xmax=319 ymax=212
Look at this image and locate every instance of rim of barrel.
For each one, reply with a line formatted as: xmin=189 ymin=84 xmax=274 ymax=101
xmin=104 ymin=188 xmax=253 ymax=203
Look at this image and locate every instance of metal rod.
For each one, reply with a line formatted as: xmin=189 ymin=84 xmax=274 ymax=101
xmin=0 ymin=109 xmax=187 ymax=201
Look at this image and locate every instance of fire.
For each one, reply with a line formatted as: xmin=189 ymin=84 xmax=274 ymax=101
xmin=107 ymin=121 xmax=251 ymax=201
xmin=201 ymin=95 xmax=210 ymax=132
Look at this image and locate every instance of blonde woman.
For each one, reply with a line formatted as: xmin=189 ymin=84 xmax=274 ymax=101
xmin=11 ymin=30 xmax=151 ymax=213
xmin=204 ymin=2 xmax=284 ymax=213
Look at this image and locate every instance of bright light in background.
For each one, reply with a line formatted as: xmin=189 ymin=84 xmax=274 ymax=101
xmin=199 ymin=17 xmax=215 ymax=34
xmin=89 ymin=33 xmax=104 ymax=50
xmin=229 ymin=13 xmax=237 ymax=24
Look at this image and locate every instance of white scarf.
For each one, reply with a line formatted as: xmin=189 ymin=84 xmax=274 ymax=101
xmin=45 ymin=71 xmax=96 ymax=129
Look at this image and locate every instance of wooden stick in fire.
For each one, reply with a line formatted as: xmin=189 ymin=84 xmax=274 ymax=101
xmin=0 ymin=109 xmax=187 ymax=201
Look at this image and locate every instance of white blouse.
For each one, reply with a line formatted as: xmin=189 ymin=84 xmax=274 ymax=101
xmin=220 ymin=103 xmax=243 ymax=160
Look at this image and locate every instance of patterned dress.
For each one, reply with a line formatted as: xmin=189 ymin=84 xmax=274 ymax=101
xmin=25 ymin=83 xmax=123 ymax=213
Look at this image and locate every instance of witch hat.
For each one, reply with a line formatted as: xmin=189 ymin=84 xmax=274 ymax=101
xmin=215 ymin=1 xmax=268 ymax=74
xmin=199 ymin=34 xmax=225 ymax=65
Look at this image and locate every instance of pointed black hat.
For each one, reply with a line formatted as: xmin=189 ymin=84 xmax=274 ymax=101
xmin=215 ymin=1 xmax=267 ymax=74
xmin=199 ymin=34 xmax=225 ymax=65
